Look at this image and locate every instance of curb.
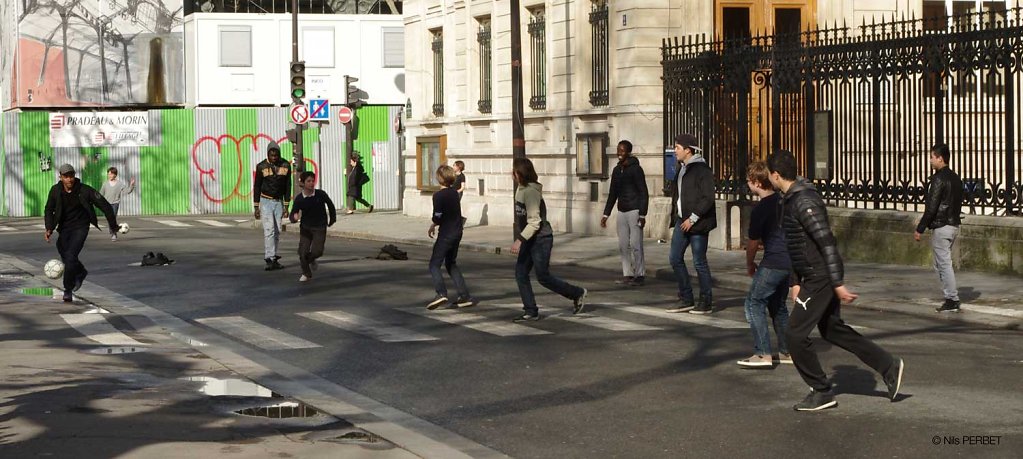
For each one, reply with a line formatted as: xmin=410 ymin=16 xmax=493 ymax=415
xmin=322 ymin=229 xmax=1020 ymax=330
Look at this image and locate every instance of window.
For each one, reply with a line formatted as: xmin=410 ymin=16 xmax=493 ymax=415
xmin=382 ymin=27 xmax=404 ymax=68
xmin=417 ymin=137 xmax=447 ymax=190
xmin=302 ymin=27 xmax=335 ymax=68
xmin=478 ymin=18 xmax=492 ymax=113
xmin=528 ymin=9 xmax=546 ymax=110
xmin=576 ymin=133 xmax=609 ymax=179
xmin=589 ymin=1 xmax=609 ymax=107
xmin=219 ymin=26 xmax=252 ymax=67
xmin=431 ymin=29 xmax=444 ymax=116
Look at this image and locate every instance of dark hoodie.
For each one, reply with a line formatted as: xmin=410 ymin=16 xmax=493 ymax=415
xmin=44 ymin=178 xmax=117 ymax=232
xmin=603 ymin=155 xmax=649 ymax=217
xmin=253 ymin=141 xmax=291 ymax=203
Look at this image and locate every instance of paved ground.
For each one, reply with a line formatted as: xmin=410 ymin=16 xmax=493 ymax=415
xmin=1 ymin=214 xmax=1020 ymax=458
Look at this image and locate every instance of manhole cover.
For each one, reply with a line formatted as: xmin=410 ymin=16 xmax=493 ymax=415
xmin=84 ymin=346 xmax=148 ymax=355
xmin=234 ymin=401 xmax=320 ymax=418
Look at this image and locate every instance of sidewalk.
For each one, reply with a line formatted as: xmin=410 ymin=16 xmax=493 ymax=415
xmin=0 ymin=256 xmax=417 ymax=459
xmin=323 ymin=211 xmax=1023 ymax=330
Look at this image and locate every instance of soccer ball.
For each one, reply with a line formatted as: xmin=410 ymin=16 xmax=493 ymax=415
xmin=118 ymin=223 xmax=130 ymax=234
xmin=44 ymin=259 xmax=64 ymax=279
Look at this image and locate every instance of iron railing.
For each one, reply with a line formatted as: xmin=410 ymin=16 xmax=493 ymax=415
xmin=589 ymin=2 xmax=609 ymax=107
xmin=528 ymin=10 xmax=547 ymax=110
xmin=478 ymin=20 xmax=493 ymax=114
xmin=662 ymin=8 xmax=1023 ymax=216
xmin=432 ymin=30 xmax=444 ymax=116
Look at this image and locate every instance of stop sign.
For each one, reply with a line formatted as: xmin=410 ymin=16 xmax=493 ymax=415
xmin=338 ymin=106 xmax=354 ymax=124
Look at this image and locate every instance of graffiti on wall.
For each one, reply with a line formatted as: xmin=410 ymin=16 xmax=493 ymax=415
xmin=5 ymin=0 xmax=184 ymax=108
xmin=191 ymin=133 xmax=319 ymax=204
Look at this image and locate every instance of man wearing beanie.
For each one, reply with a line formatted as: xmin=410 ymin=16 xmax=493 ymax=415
xmin=44 ymin=164 xmax=119 ymax=302
xmin=253 ymin=140 xmax=292 ymax=270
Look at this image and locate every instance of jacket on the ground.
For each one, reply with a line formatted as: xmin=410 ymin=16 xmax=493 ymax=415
xmin=781 ymin=178 xmax=844 ymax=287
xmin=514 ymin=182 xmax=553 ymax=242
xmin=916 ymin=167 xmax=963 ymax=233
xmin=253 ymin=142 xmax=291 ymax=203
xmin=44 ymin=179 xmax=117 ymax=232
xmin=668 ymin=155 xmax=717 ymax=233
xmin=347 ymin=163 xmax=369 ymax=197
xmin=603 ymin=156 xmax=649 ymax=217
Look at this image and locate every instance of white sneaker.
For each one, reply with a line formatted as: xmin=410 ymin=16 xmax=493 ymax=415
xmin=111 ymin=234 xmax=118 ymax=242
xmin=299 ymin=275 xmax=310 ymax=282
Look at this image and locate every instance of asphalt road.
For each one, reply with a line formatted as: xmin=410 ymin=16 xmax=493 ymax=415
xmin=2 ymin=216 xmax=1021 ymax=458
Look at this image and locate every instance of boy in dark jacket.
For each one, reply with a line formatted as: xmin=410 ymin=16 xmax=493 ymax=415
xmin=289 ymin=171 xmax=336 ymax=282
xmin=426 ymin=165 xmax=476 ymax=309
xmin=253 ymin=141 xmax=291 ymax=270
xmin=601 ymin=140 xmax=649 ymax=286
xmin=665 ymin=134 xmax=717 ymax=314
xmin=767 ymin=149 xmax=904 ymax=411
xmin=44 ymin=164 xmax=118 ymax=302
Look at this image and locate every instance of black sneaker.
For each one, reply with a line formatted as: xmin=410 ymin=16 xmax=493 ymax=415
xmin=270 ymin=260 xmax=284 ymax=270
xmin=455 ymin=296 xmax=478 ymax=308
xmin=935 ymin=299 xmax=960 ymax=313
xmin=884 ymin=358 xmax=904 ymax=401
xmin=72 ymin=268 xmax=88 ymax=292
xmin=628 ymin=276 xmax=646 ymax=287
xmin=689 ymin=299 xmax=713 ymax=315
xmin=427 ymin=295 xmax=449 ymax=310
xmin=666 ymin=299 xmax=696 ymax=313
xmin=512 ymin=313 xmax=541 ymax=322
xmin=62 ymin=291 xmax=73 ymax=303
xmin=573 ymin=288 xmax=588 ymax=314
xmin=793 ymin=389 xmax=837 ymax=411
xmin=614 ymin=276 xmax=635 ymax=285
xmin=264 ymin=258 xmax=275 ymax=271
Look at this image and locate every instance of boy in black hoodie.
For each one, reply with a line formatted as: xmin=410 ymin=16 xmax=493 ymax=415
xmin=601 ymin=140 xmax=649 ymax=286
xmin=289 ymin=171 xmax=336 ymax=282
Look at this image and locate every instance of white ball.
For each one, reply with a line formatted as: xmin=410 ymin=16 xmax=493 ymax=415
xmin=118 ymin=223 xmax=130 ymax=234
xmin=44 ymin=259 xmax=64 ymax=279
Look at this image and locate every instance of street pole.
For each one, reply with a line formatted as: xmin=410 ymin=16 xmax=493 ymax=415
xmin=291 ymin=0 xmax=304 ymax=194
xmin=510 ymin=0 xmax=526 ymax=241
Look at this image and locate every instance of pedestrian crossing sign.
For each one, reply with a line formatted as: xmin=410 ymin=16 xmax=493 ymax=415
xmin=309 ymin=99 xmax=330 ymax=122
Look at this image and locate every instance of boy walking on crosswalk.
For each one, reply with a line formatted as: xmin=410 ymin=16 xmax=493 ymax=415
xmin=289 ymin=171 xmax=336 ymax=282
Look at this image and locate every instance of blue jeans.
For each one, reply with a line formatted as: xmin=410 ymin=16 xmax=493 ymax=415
xmin=515 ymin=235 xmax=584 ymax=315
xmin=744 ymin=266 xmax=791 ymax=355
xmin=668 ymin=224 xmax=712 ymax=302
xmin=260 ymin=198 xmax=284 ymax=259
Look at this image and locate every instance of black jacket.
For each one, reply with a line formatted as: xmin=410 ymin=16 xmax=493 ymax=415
xmin=347 ymin=163 xmax=370 ymax=197
xmin=253 ymin=159 xmax=291 ymax=203
xmin=916 ymin=167 xmax=963 ymax=233
xmin=781 ymin=179 xmax=844 ymax=287
xmin=603 ymin=156 xmax=649 ymax=217
xmin=44 ymin=179 xmax=117 ymax=232
xmin=668 ymin=158 xmax=717 ymax=234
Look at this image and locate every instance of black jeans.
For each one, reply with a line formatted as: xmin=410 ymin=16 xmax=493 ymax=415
xmin=56 ymin=225 xmax=90 ymax=292
xmin=787 ymin=276 xmax=896 ymax=391
xmin=298 ymin=225 xmax=327 ymax=277
xmin=429 ymin=231 xmax=469 ymax=298
xmin=515 ymin=234 xmax=584 ymax=315
xmin=346 ymin=194 xmax=371 ymax=210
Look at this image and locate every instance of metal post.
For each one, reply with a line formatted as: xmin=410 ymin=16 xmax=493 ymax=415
xmin=1005 ymin=51 xmax=1016 ymax=215
xmin=292 ymin=0 xmax=304 ymax=194
xmin=872 ymin=46 xmax=882 ymax=210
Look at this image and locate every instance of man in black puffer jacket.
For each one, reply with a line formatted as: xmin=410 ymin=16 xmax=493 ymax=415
xmin=914 ymin=143 xmax=963 ymax=313
xmin=665 ymin=133 xmax=717 ymax=314
xmin=601 ymin=140 xmax=649 ymax=286
xmin=767 ymin=150 xmax=904 ymax=412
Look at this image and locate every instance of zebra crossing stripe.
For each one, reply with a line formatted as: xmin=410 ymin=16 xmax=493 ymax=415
xmin=0 ymin=226 xmax=15 ymax=231
xmin=298 ymin=311 xmax=439 ymax=342
xmin=489 ymin=303 xmax=663 ymax=331
xmin=197 ymin=219 xmax=232 ymax=227
xmin=196 ymin=316 xmax=321 ymax=350
xmin=618 ymin=306 xmax=750 ymax=329
xmin=398 ymin=308 xmax=552 ymax=337
xmin=154 ymin=219 xmax=193 ymax=227
xmin=60 ymin=314 xmax=146 ymax=346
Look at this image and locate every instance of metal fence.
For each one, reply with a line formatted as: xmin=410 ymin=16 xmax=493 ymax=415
xmin=662 ymin=8 xmax=1023 ymax=216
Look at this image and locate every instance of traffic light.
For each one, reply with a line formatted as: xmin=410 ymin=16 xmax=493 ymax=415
xmin=345 ymin=75 xmax=365 ymax=109
xmin=290 ymin=61 xmax=306 ymax=101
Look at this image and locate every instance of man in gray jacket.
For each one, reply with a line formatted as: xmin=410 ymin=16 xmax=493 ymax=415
xmin=99 ymin=167 xmax=135 ymax=241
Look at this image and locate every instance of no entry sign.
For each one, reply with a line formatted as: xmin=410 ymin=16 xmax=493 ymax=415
xmin=338 ymin=106 xmax=354 ymax=124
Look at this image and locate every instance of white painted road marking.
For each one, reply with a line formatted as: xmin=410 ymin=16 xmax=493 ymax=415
xmin=0 ymin=226 xmax=15 ymax=231
xmin=61 ymin=314 xmax=146 ymax=346
xmin=961 ymin=303 xmax=1023 ymax=318
xmin=196 ymin=316 xmax=321 ymax=350
xmin=399 ymin=307 xmax=552 ymax=336
xmin=298 ymin=311 xmax=439 ymax=343
xmin=618 ymin=306 xmax=750 ymax=329
xmin=154 ymin=219 xmax=193 ymax=227
xmin=490 ymin=303 xmax=663 ymax=331
xmin=197 ymin=219 xmax=232 ymax=227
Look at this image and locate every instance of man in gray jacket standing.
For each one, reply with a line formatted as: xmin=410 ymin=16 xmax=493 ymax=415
xmin=601 ymin=140 xmax=649 ymax=286
xmin=99 ymin=167 xmax=135 ymax=241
